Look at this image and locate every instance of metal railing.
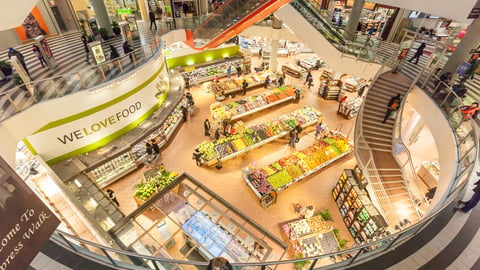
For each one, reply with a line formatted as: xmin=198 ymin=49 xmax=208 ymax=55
xmin=0 ymin=41 xmax=161 ymax=122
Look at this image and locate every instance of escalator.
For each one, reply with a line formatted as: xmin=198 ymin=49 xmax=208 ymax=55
xmin=184 ymin=0 xmax=292 ymax=50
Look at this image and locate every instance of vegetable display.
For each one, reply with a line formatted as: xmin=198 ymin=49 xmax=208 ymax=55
xmin=134 ymin=168 xmax=178 ymax=201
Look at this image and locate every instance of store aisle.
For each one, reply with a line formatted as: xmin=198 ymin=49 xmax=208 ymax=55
xmin=108 ymin=55 xmax=362 ymax=255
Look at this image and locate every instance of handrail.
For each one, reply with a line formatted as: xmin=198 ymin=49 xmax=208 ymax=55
xmin=0 ymin=40 xmax=161 ymax=122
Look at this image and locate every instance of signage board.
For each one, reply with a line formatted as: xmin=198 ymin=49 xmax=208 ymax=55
xmin=0 ymin=157 xmax=60 ymax=270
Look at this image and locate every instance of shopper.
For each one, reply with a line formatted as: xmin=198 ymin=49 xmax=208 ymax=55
xmin=185 ymin=92 xmax=194 ymax=107
xmin=294 ymin=88 xmax=301 ymax=103
xmin=8 ymin=47 xmax=30 ymax=78
xmin=214 ymin=128 xmax=221 ymax=141
xmin=258 ymin=47 xmax=263 ymax=59
xmin=106 ymin=189 xmax=120 ymax=207
xmin=358 ymin=84 xmax=367 ymax=97
xmin=307 ymin=76 xmax=314 ymax=89
xmin=227 ymin=65 xmax=232 ymax=79
xmin=123 ymin=40 xmax=134 ymax=63
xmin=242 ymin=79 xmax=248 ymax=96
xmin=149 ymin=9 xmax=157 ymax=30
xmin=338 ymin=95 xmax=347 ymax=111
xmin=32 ymin=45 xmax=47 ymax=68
xmin=145 ymin=140 xmax=153 ymax=155
xmin=109 ymin=45 xmax=119 ymax=60
xmin=278 ymin=73 xmax=285 ymax=87
xmin=151 ymin=139 xmax=160 ymax=155
xmin=207 ymin=257 xmax=232 ymax=270
xmin=305 ymin=71 xmax=312 ymax=85
xmin=193 ymin=148 xmax=202 ymax=166
xmin=264 ymin=75 xmax=270 ymax=89
xmin=455 ymin=181 xmax=480 ymax=212
xmin=81 ymin=36 xmax=90 ymax=63
xmin=315 ymin=122 xmax=326 ymax=140
xmin=181 ymin=105 xmax=188 ymax=122
xmin=236 ymin=65 xmax=242 ymax=77
xmin=303 ymin=205 xmax=314 ymax=219
xmin=204 ymin=119 xmax=211 ymax=137
xmin=382 ymin=94 xmax=401 ymax=123
xmin=289 ymin=128 xmax=298 ymax=147
xmin=408 ymin=42 xmax=426 ymax=65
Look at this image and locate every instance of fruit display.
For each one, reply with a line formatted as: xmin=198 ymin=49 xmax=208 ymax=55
xmin=245 ymin=134 xmax=352 ymax=193
xmin=196 ymin=107 xmax=323 ymax=165
xmin=181 ymin=58 xmax=243 ymax=83
xmin=134 ymin=168 xmax=178 ymax=201
xmin=210 ymin=86 xmax=297 ymax=121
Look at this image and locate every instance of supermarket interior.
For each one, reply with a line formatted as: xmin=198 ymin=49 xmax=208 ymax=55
xmin=1 ymin=0 xmax=480 ymax=269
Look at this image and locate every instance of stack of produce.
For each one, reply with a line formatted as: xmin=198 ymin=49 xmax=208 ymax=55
xmin=134 ymin=170 xmax=178 ymax=201
xmin=245 ymin=135 xmax=352 ymax=191
xmin=210 ymin=86 xmax=296 ymax=121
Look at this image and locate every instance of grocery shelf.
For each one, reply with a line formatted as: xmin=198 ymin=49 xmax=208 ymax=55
xmin=231 ymin=95 xmax=295 ymax=121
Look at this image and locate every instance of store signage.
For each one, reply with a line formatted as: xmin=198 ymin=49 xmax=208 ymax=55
xmin=398 ymin=48 xmax=409 ymax=60
xmin=26 ymin=76 xmax=161 ymax=162
xmin=117 ymin=8 xmax=132 ymax=15
xmin=468 ymin=0 xmax=480 ymax=18
xmin=0 ymin=157 xmax=60 ymax=270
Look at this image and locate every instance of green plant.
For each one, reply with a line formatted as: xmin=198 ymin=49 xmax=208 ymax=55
xmin=12 ymin=73 xmax=23 ymax=85
xmin=111 ymin=20 xmax=119 ymax=28
xmin=318 ymin=208 xmax=333 ymax=221
xmin=338 ymin=239 xmax=348 ymax=250
xmin=333 ymin=228 xmax=340 ymax=239
xmin=99 ymin=28 xmax=108 ymax=35
xmin=0 ymin=60 xmax=11 ymax=69
xmin=293 ymin=255 xmax=310 ymax=270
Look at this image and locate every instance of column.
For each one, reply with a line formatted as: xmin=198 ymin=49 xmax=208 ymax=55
xmin=91 ymin=0 xmax=112 ymax=36
xmin=442 ymin=18 xmax=480 ymax=74
xmin=269 ymin=17 xmax=282 ymax=72
xmin=343 ymin=0 xmax=364 ymax=41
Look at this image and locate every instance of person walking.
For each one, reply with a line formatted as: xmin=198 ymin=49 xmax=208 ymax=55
xmin=109 ymin=45 xmax=119 ymax=60
xmin=307 ymin=76 xmax=314 ymax=89
xmin=278 ymin=73 xmax=285 ymax=87
xmin=294 ymin=88 xmax=301 ymax=103
xmin=382 ymin=94 xmax=402 ymax=123
xmin=408 ymin=42 xmax=426 ymax=65
xmin=207 ymin=257 xmax=233 ymax=270
xmin=305 ymin=71 xmax=312 ymax=85
xmin=8 ymin=47 xmax=30 ymax=78
xmin=145 ymin=140 xmax=153 ymax=155
xmin=181 ymin=105 xmax=188 ymax=122
xmin=227 ymin=65 xmax=232 ymax=79
xmin=81 ymin=36 xmax=90 ymax=63
xmin=214 ymin=128 xmax=221 ymax=141
xmin=151 ymin=139 xmax=160 ymax=155
xmin=106 ymin=189 xmax=120 ymax=207
xmin=204 ymin=119 xmax=211 ymax=137
xmin=242 ymin=79 xmax=248 ymax=96
xmin=264 ymin=75 xmax=270 ymax=89
xmin=123 ymin=41 xmax=134 ymax=63
xmin=32 ymin=45 xmax=47 ymax=68
xmin=149 ymin=9 xmax=157 ymax=30
xmin=315 ymin=122 xmax=326 ymax=140
xmin=289 ymin=128 xmax=298 ymax=147
xmin=455 ymin=180 xmax=480 ymax=212
xmin=193 ymin=148 xmax=203 ymax=166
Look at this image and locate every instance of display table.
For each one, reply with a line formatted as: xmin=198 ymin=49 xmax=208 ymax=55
xmin=197 ymin=107 xmax=323 ymax=166
xmin=133 ymin=166 xmax=178 ymax=205
xmin=337 ymin=97 xmax=363 ymax=119
xmin=282 ymin=63 xmax=307 ymax=78
xmin=244 ymin=132 xmax=352 ymax=207
xmin=180 ymin=57 xmax=244 ymax=84
xmin=282 ymin=216 xmax=338 ymax=257
xmin=210 ymin=86 xmax=297 ymax=122
xmin=417 ymin=161 xmax=440 ymax=188
xmin=206 ymin=71 xmax=277 ymax=96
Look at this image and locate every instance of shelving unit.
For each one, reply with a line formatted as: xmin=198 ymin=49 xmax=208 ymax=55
xmin=180 ymin=57 xmax=244 ymax=84
xmin=343 ymin=77 xmax=367 ymax=92
xmin=282 ymin=63 xmax=307 ymax=78
xmin=337 ymin=97 xmax=363 ymax=119
xmin=300 ymin=57 xmax=321 ymax=71
xmin=332 ymin=168 xmax=388 ymax=244
xmin=321 ymin=80 xmax=342 ymax=100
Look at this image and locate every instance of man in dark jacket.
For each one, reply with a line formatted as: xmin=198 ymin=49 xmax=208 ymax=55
xmin=8 ymin=47 xmax=30 ymax=78
xmin=149 ymin=9 xmax=157 ymax=30
xmin=382 ymin=94 xmax=402 ymax=123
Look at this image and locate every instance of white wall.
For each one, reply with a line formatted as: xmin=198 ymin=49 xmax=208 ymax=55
xmin=240 ymin=25 xmax=303 ymax=43
xmin=0 ymin=54 xmax=167 ymax=167
xmin=275 ymin=5 xmax=382 ymax=79
xmin=374 ymin=0 xmax=477 ymax=23
xmin=407 ymin=87 xmax=458 ymax=213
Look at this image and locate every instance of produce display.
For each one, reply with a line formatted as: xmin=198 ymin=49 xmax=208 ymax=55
xmin=134 ymin=167 xmax=178 ymax=201
xmin=282 ymin=217 xmax=338 ymax=257
xmin=195 ymin=107 xmax=323 ymax=165
xmin=210 ymin=86 xmax=297 ymax=121
xmin=245 ymin=133 xmax=352 ymax=194
xmin=206 ymin=71 xmax=276 ymax=95
xmin=181 ymin=58 xmax=243 ymax=83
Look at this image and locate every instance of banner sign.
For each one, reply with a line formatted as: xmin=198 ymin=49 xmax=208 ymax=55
xmin=0 ymin=157 xmax=60 ymax=270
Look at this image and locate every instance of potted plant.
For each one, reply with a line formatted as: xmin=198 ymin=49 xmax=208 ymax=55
xmin=0 ymin=60 xmax=13 ymax=77
xmin=111 ymin=21 xmax=121 ymax=36
xmin=99 ymin=28 xmax=109 ymax=40
xmin=12 ymin=73 xmax=30 ymax=96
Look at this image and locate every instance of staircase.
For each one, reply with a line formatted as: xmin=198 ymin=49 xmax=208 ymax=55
xmin=360 ymin=71 xmax=420 ymax=226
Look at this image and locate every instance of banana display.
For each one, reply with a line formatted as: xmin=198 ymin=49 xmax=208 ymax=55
xmin=210 ymin=86 xmax=297 ymax=121
xmin=195 ymin=107 xmax=323 ymax=163
xmin=246 ymin=134 xmax=352 ymax=193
